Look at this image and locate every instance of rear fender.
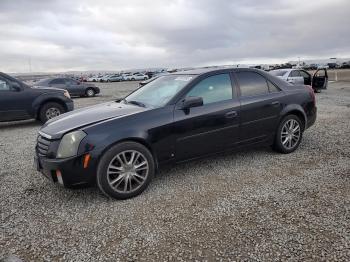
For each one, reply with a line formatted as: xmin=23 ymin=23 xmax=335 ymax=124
xmin=279 ymin=104 xmax=307 ymax=130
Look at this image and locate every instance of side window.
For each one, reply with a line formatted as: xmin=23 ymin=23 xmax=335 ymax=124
xmin=0 ymin=78 xmax=10 ymax=91
xmin=50 ymin=79 xmax=65 ymax=85
xmin=186 ymin=74 xmax=233 ymax=105
xmin=290 ymin=70 xmax=301 ymax=77
xmin=65 ymin=79 xmax=76 ymax=85
xmin=299 ymin=71 xmax=310 ymax=78
xmin=236 ymin=72 xmax=269 ymax=96
xmin=315 ymin=69 xmax=326 ymax=77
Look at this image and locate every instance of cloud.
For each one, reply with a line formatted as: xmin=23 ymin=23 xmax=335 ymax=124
xmin=0 ymin=0 xmax=349 ymax=72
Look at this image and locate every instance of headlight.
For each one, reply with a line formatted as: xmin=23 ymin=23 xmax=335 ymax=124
xmin=63 ymin=90 xmax=71 ymax=99
xmin=57 ymin=130 xmax=86 ymax=158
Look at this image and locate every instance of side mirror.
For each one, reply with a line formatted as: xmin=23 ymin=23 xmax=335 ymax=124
xmin=11 ymin=82 xmax=22 ymax=91
xmin=180 ymin=96 xmax=203 ymax=110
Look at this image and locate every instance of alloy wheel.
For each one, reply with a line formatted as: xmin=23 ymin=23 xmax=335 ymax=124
xmin=87 ymin=89 xmax=94 ymax=97
xmin=280 ymin=119 xmax=301 ymax=149
xmin=45 ymin=107 xmax=60 ymax=119
xmin=107 ymin=150 xmax=149 ymax=193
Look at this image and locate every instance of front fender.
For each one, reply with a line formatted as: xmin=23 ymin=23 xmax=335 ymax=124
xmin=31 ymin=93 xmax=71 ymax=117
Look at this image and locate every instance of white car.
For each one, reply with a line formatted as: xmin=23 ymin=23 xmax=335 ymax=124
xmin=129 ymin=73 xmax=149 ymax=81
xmin=121 ymin=73 xmax=133 ymax=81
xmin=269 ymin=68 xmax=328 ymax=92
xmin=87 ymin=76 xmax=104 ymax=82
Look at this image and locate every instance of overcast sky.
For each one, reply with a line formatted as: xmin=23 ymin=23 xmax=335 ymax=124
xmin=0 ymin=0 xmax=349 ymax=73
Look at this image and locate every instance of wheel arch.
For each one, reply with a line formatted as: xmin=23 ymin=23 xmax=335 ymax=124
xmin=279 ymin=105 xmax=307 ymax=131
xmin=34 ymin=98 xmax=69 ymax=119
xmin=97 ymin=137 xmax=159 ymax=172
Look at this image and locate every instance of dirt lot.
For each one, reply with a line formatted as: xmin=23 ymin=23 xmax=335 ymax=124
xmin=0 ymin=81 xmax=349 ymax=261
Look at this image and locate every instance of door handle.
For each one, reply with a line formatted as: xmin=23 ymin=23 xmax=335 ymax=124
xmin=225 ymin=111 xmax=238 ymax=119
xmin=271 ymin=101 xmax=280 ymax=106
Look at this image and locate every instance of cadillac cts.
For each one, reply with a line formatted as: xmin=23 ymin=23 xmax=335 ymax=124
xmin=35 ymin=68 xmax=316 ymax=199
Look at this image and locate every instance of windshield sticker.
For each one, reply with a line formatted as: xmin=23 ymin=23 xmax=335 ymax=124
xmin=174 ymin=76 xmax=193 ymax=81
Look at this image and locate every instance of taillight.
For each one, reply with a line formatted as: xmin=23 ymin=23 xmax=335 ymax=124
xmin=305 ymin=85 xmax=316 ymax=106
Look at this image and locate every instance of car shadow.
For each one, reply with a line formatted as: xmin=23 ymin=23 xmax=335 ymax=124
xmin=0 ymin=119 xmax=42 ymax=129
xmin=32 ymin=146 xmax=275 ymax=204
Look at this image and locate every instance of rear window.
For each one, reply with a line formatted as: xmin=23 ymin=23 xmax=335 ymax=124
xmin=269 ymin=70 xmax=289 ymax=77
xmin=36 ymin=79 xmax=50 ymax=85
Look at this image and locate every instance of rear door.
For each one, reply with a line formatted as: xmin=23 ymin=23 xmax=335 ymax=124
xmin=312 ymin=69 xmax=328 ymax=90
xmin=174 ymin=73 xmax=240 ymax=161
xmin=64 ymin=78 xmax=84 ymax=96
xmin=287 ymin=70 xmax=304 ymax=85
xmin=49 ymin=78 xmax=66 ymax=89
xmin=234 ymin=71 xmax=283 ymax=144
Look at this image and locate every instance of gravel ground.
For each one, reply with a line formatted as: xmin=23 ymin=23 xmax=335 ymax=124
xmin=0 ymin=81 xmax=349 ymax=261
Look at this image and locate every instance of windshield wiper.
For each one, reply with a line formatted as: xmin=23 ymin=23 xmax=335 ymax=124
xmin=125 ymin=100 xmax=146 ymax=107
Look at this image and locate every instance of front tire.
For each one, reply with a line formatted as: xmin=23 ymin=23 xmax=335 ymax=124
xmin=273 ymin=115 xmax=303 ymax=154
xmin=97 ymin=142 xmax=155 ymax=200
xmin=39 ymin=102 xmax=65 ymax=123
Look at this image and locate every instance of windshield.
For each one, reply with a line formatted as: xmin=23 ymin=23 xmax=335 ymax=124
xmin=124 ymin=75 xmax=194 ymax=107
xmin=269 ymin=70 xmax=289 ymax=77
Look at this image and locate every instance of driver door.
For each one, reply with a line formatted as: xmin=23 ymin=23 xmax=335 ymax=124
xmin=173 ymin=73 xmax=240 ymax=161
xmin=0 ymin=77 xmax=33 ymax=121
xmin=312 ymin=69 xmax=328 ymax=90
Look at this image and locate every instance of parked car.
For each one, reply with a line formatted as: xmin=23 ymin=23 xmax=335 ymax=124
xmin=0 ymin=72 xmax=73 ymax=123
xmin=139 ymin=73 xmax=169 ymax=87
xmin=340 ymin=62 xmax=350 ymax=69
xmin=87 ymin=76 xmax=103 ymax=82
xmin=269 ymin=68 xmax=328 ymax=92
xmin=121 ymin=73 xmax=133 ymax=81
xmin=101 ymin=75 xmax=111 ymax=82
xmin=130 ymin=73 xmax=149 ymax=81
xmin=104 ymin=74 xmax=123 ymax=82
xmin=35 ymin=68 xmax=316 ymax=199
xmin=35 ymin=78 xmax=100 ymax=97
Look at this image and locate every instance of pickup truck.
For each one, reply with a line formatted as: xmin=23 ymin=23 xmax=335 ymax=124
xmin=0 ymin=72 xmax=74 ymax=123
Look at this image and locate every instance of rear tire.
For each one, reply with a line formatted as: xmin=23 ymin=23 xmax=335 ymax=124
xmin=97 ymin=142 xmax=155 ymax=200
xmin=39 ymin=102 xmax=65 ymax=123
xmin=273 ymin=115 xmax=303 ymax=154
xmin=86 ymin=88 xmax=95 ymax=97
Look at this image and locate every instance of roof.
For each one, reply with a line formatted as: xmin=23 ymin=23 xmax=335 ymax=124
xmin=171 ymin=67 xmax=259 ymax=76
xmin=172 ymin=67 xmax=245 ymax=75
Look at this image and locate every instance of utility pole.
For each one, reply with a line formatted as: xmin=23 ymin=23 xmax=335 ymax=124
xmin=28 ymin=57 xmax=32 ymax=73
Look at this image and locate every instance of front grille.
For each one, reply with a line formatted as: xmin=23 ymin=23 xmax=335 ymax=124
xmin=36 ymin=135 xmax=51 ymax=157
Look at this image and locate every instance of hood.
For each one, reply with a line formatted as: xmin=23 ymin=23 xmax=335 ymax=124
xmin=40 ymin=101 xmax=147 ymax=139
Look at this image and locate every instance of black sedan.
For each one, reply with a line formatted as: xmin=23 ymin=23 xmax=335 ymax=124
xmin=35 ymin=68 xmax=316 ymax=199
xmin=35 ymin=78 xmax=100 ymax=97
